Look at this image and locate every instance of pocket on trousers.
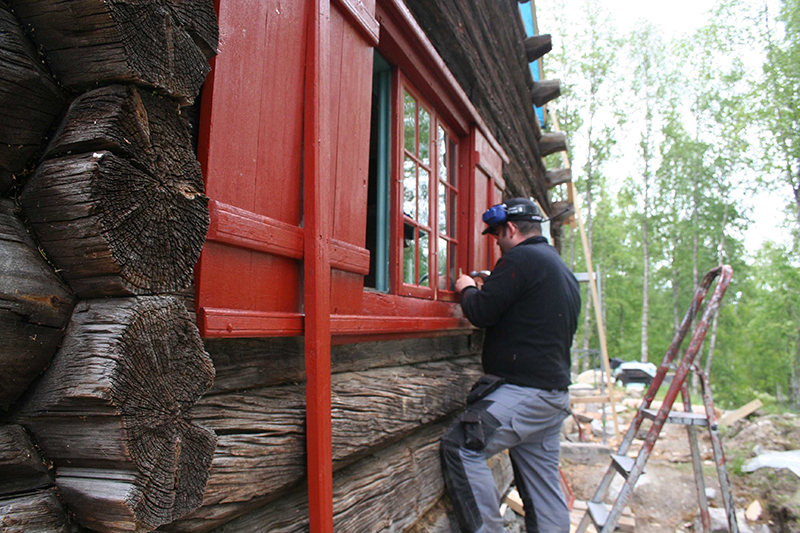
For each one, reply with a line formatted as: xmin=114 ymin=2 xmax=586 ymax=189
xmin=461 ymin=411 xmax=485 ymax=450
xmin=459 ymin=401 xmax=501 ymax=451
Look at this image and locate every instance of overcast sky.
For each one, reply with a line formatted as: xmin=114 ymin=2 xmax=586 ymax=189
xmin=546 ymin=0 xmax=792 ymax=253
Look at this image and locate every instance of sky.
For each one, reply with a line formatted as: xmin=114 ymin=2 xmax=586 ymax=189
xmin=544 ymin=0 xmax=793 ymax=254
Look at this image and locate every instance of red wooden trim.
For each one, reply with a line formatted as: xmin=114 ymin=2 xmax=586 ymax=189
xmin=305 ymin=0 xmax=334 ymax=529
xmin=199 ymin=308 xmax=470 ymax=338
xmin=207 ymin=200 xmax=305 ymax=258
xmin=331 ymin=314 xmax=468 ymax=334
xmin=475 ymin=152 xmax=506 ymax=191
xmin=330 ymin=238 xmax=370 ymax=275
xmin=208 ymin=199 xmax=369 ymax=276
xmin=376 ymin=0 xmax=509 ymax=163
xmin=333 ymin=0 xmax=379 ymax=46
xmin=200 ymin=308 xmax=304 ymax=337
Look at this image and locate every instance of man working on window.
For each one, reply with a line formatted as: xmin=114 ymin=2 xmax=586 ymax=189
xmin=441 ymin=197 xmax=581 ymax=533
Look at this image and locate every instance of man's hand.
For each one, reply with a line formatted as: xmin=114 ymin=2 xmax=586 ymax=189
xmin=456 ymin=274 xmax=477 ymax=293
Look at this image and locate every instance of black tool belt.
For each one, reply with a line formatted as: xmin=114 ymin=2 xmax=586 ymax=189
xmin=466 ymin=374 xmax=506 ymax=405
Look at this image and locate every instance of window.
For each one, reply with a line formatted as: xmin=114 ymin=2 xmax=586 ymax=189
xmin=399 ymin=84 xmax=459 ymax=299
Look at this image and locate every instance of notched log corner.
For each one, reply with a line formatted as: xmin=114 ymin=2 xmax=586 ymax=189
xmin=0 ymin=199 xmax=75 ymax=411
xmin=20 ymin=85 xmax=210 ymax=298
xmin=9 ymin=0 xmax=218 ymax=103
xmin=15 ymin=296 xmax=217 ymax=533
xmin=0 ymin=2 xmax=66 ymax=195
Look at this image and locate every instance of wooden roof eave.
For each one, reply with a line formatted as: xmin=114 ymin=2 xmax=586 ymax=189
xmin=378 ymin=0 xmax=509 ymax=165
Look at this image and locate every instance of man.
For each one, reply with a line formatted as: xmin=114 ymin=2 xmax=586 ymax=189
xmin=441 ymin=197 xmax=581 ymax=533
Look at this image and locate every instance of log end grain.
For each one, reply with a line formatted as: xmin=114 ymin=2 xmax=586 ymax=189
xmin=17 ymin=297 xmax=217 ymax=532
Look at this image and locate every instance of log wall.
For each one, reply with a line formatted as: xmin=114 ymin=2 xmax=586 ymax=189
xmin=0 ymin=0 xmax=503 ymax=531
xmin=160 ymin=336 xmax=484 ymax=532
xmin=1 ymin=0 xmax=219 ymax=530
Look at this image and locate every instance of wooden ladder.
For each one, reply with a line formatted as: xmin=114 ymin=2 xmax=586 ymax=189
xmin=576 ymin=265 xmax=738 ymax=533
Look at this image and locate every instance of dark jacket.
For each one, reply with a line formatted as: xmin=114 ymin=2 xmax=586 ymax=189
xmin=460 ymin=235 xmax=580 ymax=390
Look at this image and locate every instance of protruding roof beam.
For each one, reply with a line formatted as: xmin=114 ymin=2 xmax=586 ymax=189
xmin=531 ymin=79 xmax=561 ymax=107
xmin=524 ymin=34 xmax=552 ymax=62
xmin=545 ymin=168 xmax=572 ymax=189
xmin=539 ymin=132 xmax=567 ymax=157
xmin=549 ymin=201 xmax=575 ymax=222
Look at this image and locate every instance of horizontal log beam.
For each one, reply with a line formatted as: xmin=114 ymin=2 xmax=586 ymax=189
xmin=204 ymin=334 xmax=479 ymax=393
xmin=549 ymin=201 xmax=575 ymax=222
xmin=182 ymin=420 xmax=512 ymax=533
xmin=545 ymin=168 xmax=572 ymax=188
xmin=531 ymin=79 xmax=561 ymax=108
xmin=21 ymin=86 xmax=210 ymax=298
xmin=539 ymin=132 xmax=568 ymax=157
xmin=9 ymin=0 xmax=218 ymax=103
xmin=0 ymin=199 xmax=75 ymax=410
xmin=16 ymin=297 xmax=216 ymax=532
xmin=524 ymin=34 xmax=552 ymax=62
xmin=0 ymin=488 xmax=74 ymax=532
xmin=164 ymin=358 xmax=482 ymax=531
xmin=0 ymin=3 xmax=66 ymax=194
xmin=0 ymin=425 xmax=52 ymax=496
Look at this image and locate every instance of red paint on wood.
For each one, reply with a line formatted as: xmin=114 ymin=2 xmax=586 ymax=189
xmin=304 ymin=0 xmax=334 ymax=529
xmin=332 ymin=0 xmax=379 ymax=45
xmin=376 ymin=0 xmax=507 ymax=162
xmin=196 ymin=0 xmax=308 ymax=323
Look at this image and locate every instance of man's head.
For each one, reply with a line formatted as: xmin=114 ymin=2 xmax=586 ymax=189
xmin=481 ymin=198 xmax=543 ymax=254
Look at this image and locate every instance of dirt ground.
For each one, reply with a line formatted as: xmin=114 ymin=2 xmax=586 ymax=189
xmin=557 ymin=399 xmax=800 ymax=533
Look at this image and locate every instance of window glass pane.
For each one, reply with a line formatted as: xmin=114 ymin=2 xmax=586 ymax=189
xmin=403 ymin=92 xmax=416 ymax=154
xmin=438 ymin=126 xmax=447 ymax=182
xmin=449 ymin=241 xmax=457 ymax=291
xmin=418 ymin=230 xmax=430 ymax=286
xmin=418 ymin=167 xmax=429 ymax=226
xmin=403 ymin=224 xmax=416 ymax=285
xmin=448 ymin=138 xmax=458 ymax=186
xmin=403 ymin=157 xmax=417 ymax=220
xmin=438 ymin=181 xmax=447 ymax=234
xmin=438 ymin=236 xmax=448 ymax=290
xmin=419 ymin=107 xmax=430 ymax=165
xmin=449 ymin=189 xmax=457 ymax=237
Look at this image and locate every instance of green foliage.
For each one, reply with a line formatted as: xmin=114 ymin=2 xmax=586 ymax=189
xmin=538 ymin=0 xmax=800 ymax=411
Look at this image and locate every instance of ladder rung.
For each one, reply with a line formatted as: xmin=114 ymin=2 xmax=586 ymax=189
xmin=642 ymin=408 xmax=708 ymax=426
xmin=610 ymin=454 xmax=635 ymax=478
xmin=587 ymin=501 xmax=609 ymax=529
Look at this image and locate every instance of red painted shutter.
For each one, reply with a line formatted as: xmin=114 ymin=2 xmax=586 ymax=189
xmin=328 ymin=1 xmax=376 ymax=315
xmin=195 ymin=0 xmax=376 ymax=337
xmin=470 ymin=129 xmax=504 ymax=272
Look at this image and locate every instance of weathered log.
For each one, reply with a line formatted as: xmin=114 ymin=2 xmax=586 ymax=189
xmin=9 ymin=0 xmax=218 ymax=103
xmin=539 ymin=132 xmax=568 ymax=157
xmin=21 ymin=85 xmax=209 ymax=297
xmin=0 ymin=424 xmax=52 ymax=496
xmin=0 ymin=199 xmax=74 ymax=410
xmin=206 ymin=333 xmax=479 ymax=393
xmin=545 ymin=168 xmax=572 ymax=189
xmin=524 ymin=34 xmax=552 ymax=62
xmin=162 ymin=357 xmax=482 ymax=532
xmin=549 ymin=201 xmax=575 ymax=221
xmin=16 ymin=296 xmax=217 ymax=533
xmin=0 ymin=487 xmax=75 ymax=532
xmin=197 ymin=420 xmax=512 ymax=533
xmin=0 ymin=3 xmax=66 ymax=195
xmin=531 ymin=79 xmax=561 ymax=107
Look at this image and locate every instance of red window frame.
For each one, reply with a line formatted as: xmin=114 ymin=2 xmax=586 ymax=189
xmin=392 ymin=73 xmax=462 ymax=301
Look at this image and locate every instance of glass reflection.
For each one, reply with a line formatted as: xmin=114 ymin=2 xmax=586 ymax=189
xmin=403 ymin=157 xmax=416 ymax=220
xmin=404 ymin=91 xmax=416 ymax=155
xmin=419 ymin=107 xmax=430 ymax=165
xmin=419 ymin=167 xmax=429 ymax=226
xmin=419 ymin=230 xmax=429 ymax=286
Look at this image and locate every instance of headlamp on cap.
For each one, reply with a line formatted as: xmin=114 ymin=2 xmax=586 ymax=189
xmin=481 ymin=202 xmax=543 ymax=234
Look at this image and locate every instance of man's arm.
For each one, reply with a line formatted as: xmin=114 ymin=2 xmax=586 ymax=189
xmin=458 ymin=257 xmax=523 ymax=328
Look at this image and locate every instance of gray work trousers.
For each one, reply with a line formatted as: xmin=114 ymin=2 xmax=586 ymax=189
xmin=441 ymin=383 xmax=571 ymax=533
